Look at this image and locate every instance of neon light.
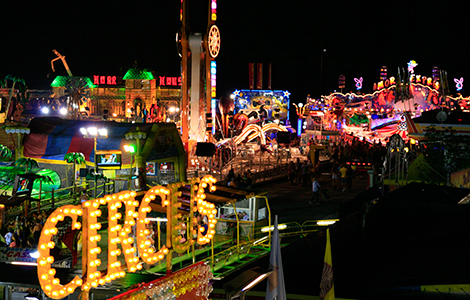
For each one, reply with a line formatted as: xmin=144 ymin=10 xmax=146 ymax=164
xmin=94 ymin=75 xmax=118 ymax=85
xmin=211 ymin=61 xmax=217 ymax=98
xmin=211 ymin=0 xmax=217 ymax=21
xmin=211 ymin=98 xmax=216 ymax=135
xmin=454 ymin=77 xmax=464 ymax=91
xmin=297 ymin=119 xmax=302 ymax=136
xmin=407 ymin=60 xmax=418 ymax=74
xmin=354 ymin=77 xmax=363 ymax=90
xmin=158 ymin=76 xmax=182 ymax=86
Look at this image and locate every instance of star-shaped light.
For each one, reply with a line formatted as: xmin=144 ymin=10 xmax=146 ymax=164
xmin=283 ymin=90 xmax=291 ymax=98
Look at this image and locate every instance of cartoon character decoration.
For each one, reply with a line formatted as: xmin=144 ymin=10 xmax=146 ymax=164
xmin=13 ymin=103 xmax=24 ymax=122
xmin=454 ymin=77 xmax=464 ymax=91
xmin=407 ymin=60 xmax=418 ymax=74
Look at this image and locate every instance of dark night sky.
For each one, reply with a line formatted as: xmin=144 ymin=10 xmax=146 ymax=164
xmin=2 ymin=1 xmax=469 ymax=105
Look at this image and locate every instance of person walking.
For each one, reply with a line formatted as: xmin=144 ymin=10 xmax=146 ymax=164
xmin=310 ymin=176 xmax=321 ymax=205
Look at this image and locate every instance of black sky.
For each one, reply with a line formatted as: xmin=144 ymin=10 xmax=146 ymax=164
xmin=2 ymin=1 xmax=469 ymax=104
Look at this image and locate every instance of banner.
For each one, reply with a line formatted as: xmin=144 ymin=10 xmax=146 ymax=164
xmin=0 ymin=247 xmax=36 ymax=263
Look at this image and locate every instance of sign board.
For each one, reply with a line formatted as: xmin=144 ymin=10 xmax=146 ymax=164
xmin=0 ymin=247 xmax=36 ymax=263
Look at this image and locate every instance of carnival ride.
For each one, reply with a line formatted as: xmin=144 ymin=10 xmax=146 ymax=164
xmin=50 ymin=49 xmax=93 ymax=119
xmin=302 ymin=78 xmax=470 ymax=145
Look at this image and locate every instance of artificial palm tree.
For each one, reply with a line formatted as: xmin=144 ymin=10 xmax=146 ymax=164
xmin=14 ymin=157 xmax=39 ymax=173
xmin=4 ymin=75 xmax=26 ymax=120
xmin=0 ymin=144 xmax=13 ymax=159
xmin=36 ymin=174 xmax=53 ymax=212
xmin=64 ymin=152 xmax=85 ymax=197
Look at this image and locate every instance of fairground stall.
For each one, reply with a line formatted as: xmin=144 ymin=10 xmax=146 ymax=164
xmin=21 ymin=118 xmax=186 ymax=197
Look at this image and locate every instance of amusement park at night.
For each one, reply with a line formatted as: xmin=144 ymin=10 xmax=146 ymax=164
xmin=2 ymin=1 xmax=470 ymax=300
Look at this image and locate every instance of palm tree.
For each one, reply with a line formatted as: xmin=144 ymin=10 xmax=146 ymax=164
xmin=0 ymin=144 xmax=13 ymax=159
xmin=33 ymin=175 xmax=53 ymax=213
xmin=14 ymin=157 xmax=39 ymax=174
xmin=4 ymin=75 xmax=26 ymax=120
xmin=64 ymin=152 xmax=85 ymax=197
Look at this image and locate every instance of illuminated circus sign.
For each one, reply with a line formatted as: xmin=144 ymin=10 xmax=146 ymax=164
xmin=37 ymin=176 xmax=218 ymax=299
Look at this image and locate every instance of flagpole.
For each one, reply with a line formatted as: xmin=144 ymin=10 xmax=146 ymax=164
xmin=266 ymin=215 xmax=286 ymax=300
xmin=320 ymin=228 xmax=335 ymax=300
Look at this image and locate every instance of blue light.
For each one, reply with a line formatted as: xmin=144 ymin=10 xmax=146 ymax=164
xmin=297 ymin=119 xmax=302 ymax=136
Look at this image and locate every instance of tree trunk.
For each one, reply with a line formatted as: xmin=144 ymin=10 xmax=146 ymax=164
xmin=73 ymin=162 xmax=77 ymax=201
xmin=5 ymin=82 xmax=16 ymax=121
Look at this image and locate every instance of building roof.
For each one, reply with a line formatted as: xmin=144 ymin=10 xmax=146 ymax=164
xmin=50 ymin=76 xmax=95 ymax=88
xmin=123 ymin=68 xmax=155 ymax=80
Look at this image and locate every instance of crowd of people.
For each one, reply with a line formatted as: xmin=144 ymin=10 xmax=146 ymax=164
xmin=226 ymin=169 xmax=253 ymax=188
xmin=1 ymin=211 xmax=50 ymax=248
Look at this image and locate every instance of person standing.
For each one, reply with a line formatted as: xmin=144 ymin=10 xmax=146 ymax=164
xmin=310 ymin=176 xmax=321 ymax=205
xmin=339 ymin=163 xmax=348 ymax=191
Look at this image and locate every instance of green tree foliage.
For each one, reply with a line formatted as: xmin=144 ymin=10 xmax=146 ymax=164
xmin=14 ymin=157 xmax=39 ymax=173
xmin=4 ymin=75 xmax=26 ymax=117
xmin=0 ymin=145 xmax=13 ymax=159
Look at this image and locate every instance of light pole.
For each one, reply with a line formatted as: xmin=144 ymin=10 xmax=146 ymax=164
xmin=320 ymin=49 xmax=326 ymax=97
xmin=124 ymin=144 xmax=136 ymax=189
xmin=80 ymin=126 xmax=108 ymax=198
xmin=125 ymin=127 xmax=147 ymax=191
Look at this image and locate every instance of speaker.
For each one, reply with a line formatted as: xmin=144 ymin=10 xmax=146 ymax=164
xmin=79 ymin=168 xmax=88 ymax=177
xmin=195 ymin=142 xmax=216 ymax=157
xmin=277 ymin=131 xmax=291 ymax=144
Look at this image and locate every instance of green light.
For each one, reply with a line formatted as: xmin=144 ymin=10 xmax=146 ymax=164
xmin=50 ymin=76 xmax=96 ymax=88
xmin=124 ymin=145 xmax=136 ymax=153
xmin=123 ymin=68 xmax=155 ymax=80
xmin=50 ymin=76 xmax=69 ymax=87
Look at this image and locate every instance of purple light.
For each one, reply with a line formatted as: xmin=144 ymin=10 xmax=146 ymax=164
xmin=454 ymin=77 xmax=464 ymax=91
xmin=354 ymin=77 xmax=363 ymax=90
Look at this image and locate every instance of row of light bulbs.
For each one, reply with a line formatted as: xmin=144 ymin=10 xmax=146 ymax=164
xmin=38 ymin=176 xmax=219 ymax=299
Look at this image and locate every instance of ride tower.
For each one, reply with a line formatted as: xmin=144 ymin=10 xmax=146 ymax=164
xmin=178 ymin=0 xmax=220 ymax=154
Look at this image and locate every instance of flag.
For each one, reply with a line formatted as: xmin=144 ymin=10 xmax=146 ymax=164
xmin=266 ymin=215 xmax=286 ymax=300
xmin=320 ymin=228 xmax=335 ymax=300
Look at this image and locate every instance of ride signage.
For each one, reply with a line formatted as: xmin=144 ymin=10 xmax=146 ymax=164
xmin=37 ymin=175 xmax=218 ymax=299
